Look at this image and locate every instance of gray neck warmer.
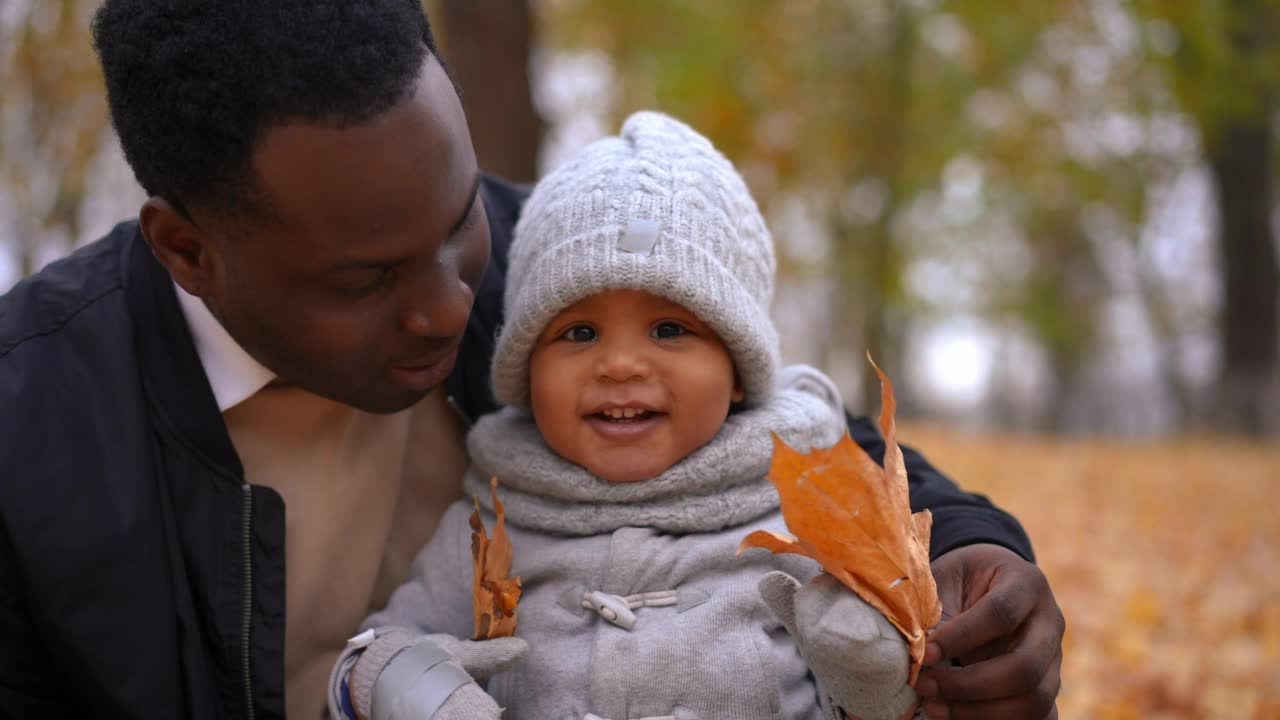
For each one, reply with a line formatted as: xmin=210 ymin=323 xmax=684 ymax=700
xmin=464 ymin=365 xmax=847 ymax=535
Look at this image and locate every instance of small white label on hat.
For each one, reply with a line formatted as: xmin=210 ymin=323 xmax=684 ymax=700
xmin=619 ymin=218 xmax=660 ymax=255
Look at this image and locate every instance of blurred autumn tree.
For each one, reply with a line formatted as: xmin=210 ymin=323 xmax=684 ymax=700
xmin=1135 ymin=0 xmax=1280 ymax=434
xmin=542 ymin=0 xmax=1279 ymax=433
xmin=0 ymin=0 xmax=107 ymax=276
xmin=1 ymin=0 xmax=1276 ymax=434
xmin=542 ymin=0 xmax=1197 ymax=427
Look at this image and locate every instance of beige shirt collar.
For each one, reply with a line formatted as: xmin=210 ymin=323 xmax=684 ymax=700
xmin=174 ymin=281 xmax=276 ymax=413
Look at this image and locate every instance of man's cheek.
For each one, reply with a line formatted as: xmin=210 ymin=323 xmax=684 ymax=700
xmin=462 ymin=228 xmax=492 ymax=290
xmin=290 ymin=315 xmax=373 ymax=358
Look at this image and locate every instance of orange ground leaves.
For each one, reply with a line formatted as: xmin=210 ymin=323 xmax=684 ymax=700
xmin=903 ymin=425 xmax=1280 ymax=719
xmin=740 ymin=358 xmax=941 ymax=682
xmin=470 ymin=477 xmax=522 ymax=640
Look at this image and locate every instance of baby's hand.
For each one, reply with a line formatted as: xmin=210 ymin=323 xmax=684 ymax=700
xmin=759 ymin=572 xmax=920 ymax=720
xmin=419 ymin=633 xmax=528 ymax=682
xmin=329 ymin=629 xmax=527 ymax=719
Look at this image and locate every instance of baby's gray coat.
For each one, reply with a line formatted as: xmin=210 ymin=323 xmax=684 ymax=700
xmin=366 ymin=366 xmax=848 ymax=720
xmin=375 ymin=504 xmax=824 ymax=720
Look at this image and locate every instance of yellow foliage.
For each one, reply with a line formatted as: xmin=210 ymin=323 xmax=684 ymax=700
xmin=903 ymin=425 xmax=1280 ymax=719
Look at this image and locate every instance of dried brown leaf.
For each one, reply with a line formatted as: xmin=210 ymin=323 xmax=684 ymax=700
xmin=470 ymin=477 xmax=522 ymax=640
xmin=739 ymin=357 xmax=941 ymax=682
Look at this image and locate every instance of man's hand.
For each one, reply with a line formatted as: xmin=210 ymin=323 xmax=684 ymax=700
xmin=914 ymin=544 xmax=1064 ymax=720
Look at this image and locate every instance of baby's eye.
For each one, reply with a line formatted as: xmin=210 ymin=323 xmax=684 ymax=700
xmin=652 ymin=322 xmax=688 ymax=340
xmin=560 ymin=325 xmax=597 ymax=343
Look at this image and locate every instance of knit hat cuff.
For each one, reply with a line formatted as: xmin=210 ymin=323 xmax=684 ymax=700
xmin=491 ymin=228 xmax=780 ymax=409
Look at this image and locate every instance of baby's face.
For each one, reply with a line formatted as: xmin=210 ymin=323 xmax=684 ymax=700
xmin=529 ymin=289 xmax=744 ymax=483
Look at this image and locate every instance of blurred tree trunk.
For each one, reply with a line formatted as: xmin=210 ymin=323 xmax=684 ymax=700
xmin=1193 ymin=1 xmax=1280 ymax=435
xmin=438 ymin=0 xmax=544 ymax=182
xmin=1206 ymin=117 xmax=1278 ymax=434
xmin=1137 ymin=0 xmax=1280 ymax=434
xmin=832 ymin=2 xmax=914 ymax=411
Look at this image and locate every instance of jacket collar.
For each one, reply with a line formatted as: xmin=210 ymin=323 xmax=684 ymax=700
xmin=124 ymin=225 xmax=244 ymax=477
xmin=173 ymin=280 xmax=275 ymax=412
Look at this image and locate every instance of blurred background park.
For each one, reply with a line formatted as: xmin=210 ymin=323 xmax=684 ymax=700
xmin=1 ymin=0 xmax=1277 ymax=716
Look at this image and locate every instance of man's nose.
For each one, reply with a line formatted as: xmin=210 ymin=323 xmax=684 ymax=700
xmin=399 ymin=265 xmax=473 ymax=339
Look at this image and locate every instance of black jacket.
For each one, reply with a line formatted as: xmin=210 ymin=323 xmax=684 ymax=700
xmin=0 ymin=175 xmax=1031 ymax=719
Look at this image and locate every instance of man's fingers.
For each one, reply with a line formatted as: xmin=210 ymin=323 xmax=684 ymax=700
xmin=921 ymin=646 xmax=1061 ymax=720
xmin=923 ymin=605 xmax=1062 ymax=703
xmin=923 ymin=638 xmax=1059 ymax=702
xmin=929 ymin=578 xmax=1038 ymax=662
xmin=925 ymin=693 xmax=1056 ymax=720
xmin=921 ymin=545 xmax=1065 ymax=718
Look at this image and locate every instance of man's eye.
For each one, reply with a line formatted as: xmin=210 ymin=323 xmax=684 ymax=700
xmin=560 ymin=325 xmax=597 ymax=343
xmin=337 ymin=268 xmax=394 ymax=297
xmin=652 ymin=322 xmax=688 ymax=340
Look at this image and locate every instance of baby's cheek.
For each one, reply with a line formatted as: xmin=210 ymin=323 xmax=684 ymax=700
xmin=537 ymin=418 xmax=582 ymax=467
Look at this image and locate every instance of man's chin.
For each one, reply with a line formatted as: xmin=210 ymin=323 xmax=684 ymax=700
xmin=304 ymin=381 xmax=435 ymax=415
xmin=353 ymin=384 xmax=437 ymax=415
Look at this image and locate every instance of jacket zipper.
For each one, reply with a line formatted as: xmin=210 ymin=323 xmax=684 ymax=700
xmin=240 ymin=483 xmax=256 ymax=720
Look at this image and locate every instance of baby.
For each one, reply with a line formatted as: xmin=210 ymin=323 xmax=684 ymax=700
xmin=329 ymin=112 xmax=920 ymax=720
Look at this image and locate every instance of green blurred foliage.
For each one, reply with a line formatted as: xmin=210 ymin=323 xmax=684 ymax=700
xmin=1136 ymin=0 xmax=1280 ymax=137
xmin=543 ymin=0 xmax=1194 ymax=411
xmin=0 ymin=0 xmax=1273 ymax=431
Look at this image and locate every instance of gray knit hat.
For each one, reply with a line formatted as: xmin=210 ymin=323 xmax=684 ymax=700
xmin=493 ymin=111 xmax=779 ymax=409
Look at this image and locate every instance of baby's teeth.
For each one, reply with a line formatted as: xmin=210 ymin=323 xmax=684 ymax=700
xmin=602 ymin=408 xmax=648 ymax=420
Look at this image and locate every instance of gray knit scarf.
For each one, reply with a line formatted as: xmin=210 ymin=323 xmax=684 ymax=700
xmin=463 ymin=365 xmax=848 ymax=535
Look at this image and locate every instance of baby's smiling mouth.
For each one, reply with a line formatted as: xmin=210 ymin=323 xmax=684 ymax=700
xmin=592 ymin=407 xmax=664 ymax=423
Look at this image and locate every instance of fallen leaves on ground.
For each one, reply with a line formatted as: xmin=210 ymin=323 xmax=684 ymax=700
xmin=470 ymin=477 xmax=521 ymax=640
xmin=901 ymin=424 xmax=1280 ymax=719
xmin=741 ymin=360 xmax=940 ymax=682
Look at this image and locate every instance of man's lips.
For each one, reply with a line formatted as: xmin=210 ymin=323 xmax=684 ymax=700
xmin=389 ymin=346 xmax=459 ymax=392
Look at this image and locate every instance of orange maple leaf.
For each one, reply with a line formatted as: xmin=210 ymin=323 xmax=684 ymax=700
xmin=470 ymin=477 xmax=522 ymax=640
xmin=739 ymin=357 xmax=941 ymax=682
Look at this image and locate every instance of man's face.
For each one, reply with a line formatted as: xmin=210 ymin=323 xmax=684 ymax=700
xmin=199 ymin=55 xmax=489 ymax=414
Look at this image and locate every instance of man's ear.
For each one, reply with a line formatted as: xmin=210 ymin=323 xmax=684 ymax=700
xmin=139 ymin=197 xmax=214 ymax=297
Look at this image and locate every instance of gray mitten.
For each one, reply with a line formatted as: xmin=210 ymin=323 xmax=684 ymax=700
xmin=419 ymin=633 xmax=528 ymax=681
xmin=329 ymin=628 xmax=528 ymax=720
xmin=759 ymin=572 xmax=920 ymax=720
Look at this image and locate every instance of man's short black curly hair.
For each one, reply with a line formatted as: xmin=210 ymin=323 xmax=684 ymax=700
xmin=92 ymin=0 xmax=446 ymax=219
